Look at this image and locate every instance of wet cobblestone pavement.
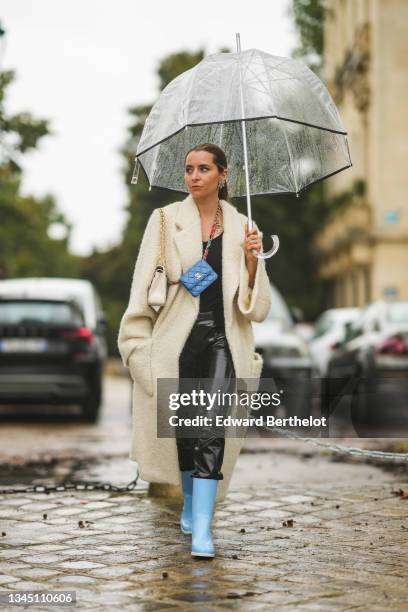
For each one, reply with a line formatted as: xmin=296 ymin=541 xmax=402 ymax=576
xmin=1 ymin=478 xmax=408 ymax=610
xmin=1 ymin=374 xmax=408 ymax=610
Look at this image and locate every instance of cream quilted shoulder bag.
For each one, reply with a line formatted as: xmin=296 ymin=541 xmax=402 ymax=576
xmin=147 ymin=208 xmax=169 ymax=312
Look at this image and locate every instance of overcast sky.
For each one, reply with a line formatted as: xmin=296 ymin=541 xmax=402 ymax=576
xmin=1 ymin=1 xmax=297 ymax=256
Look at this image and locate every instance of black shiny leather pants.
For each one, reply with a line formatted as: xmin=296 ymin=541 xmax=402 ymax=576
xmin=176 ymin=311 xmax=236 ymax=480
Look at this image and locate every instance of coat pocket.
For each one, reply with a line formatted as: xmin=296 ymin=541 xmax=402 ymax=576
xmin=250 ymin=351 xmax=264 ymax=380
xmin=128 ymin=339 xmax=153 ymax=397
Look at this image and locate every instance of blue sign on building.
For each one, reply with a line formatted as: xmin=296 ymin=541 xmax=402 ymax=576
xmin=384 ymin=210 xmax=399 ymax=224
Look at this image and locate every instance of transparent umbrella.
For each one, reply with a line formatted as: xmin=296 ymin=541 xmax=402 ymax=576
xmin=132 ymin=34 xmax=352 ymax=258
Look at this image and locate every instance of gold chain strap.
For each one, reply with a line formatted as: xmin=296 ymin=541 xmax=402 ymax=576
xmin=215 ymin=201 xmax=223 ymax=235
xmin=158 ymin=208 xmax=166 ymax=270
xmin=158 ymin=207 xmax=180 ymax=286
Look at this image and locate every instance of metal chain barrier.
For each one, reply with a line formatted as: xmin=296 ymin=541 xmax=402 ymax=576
xmin=258 ymin=370 xmax=408 ymax=463
xmin=0 ymin=469 xmax=140 ymax=496
xmin=262 ymin=425 xmax=408 ymax=462
xmin=1 ymin=430 xmax=407 ymax=497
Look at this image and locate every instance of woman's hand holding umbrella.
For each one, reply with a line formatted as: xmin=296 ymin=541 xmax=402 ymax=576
xmin=244 ymin=223 xmax=263 ymax=288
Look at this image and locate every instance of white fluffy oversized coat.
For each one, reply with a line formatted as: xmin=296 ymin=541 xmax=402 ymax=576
xmin=117 ymin=194 xmax=271 ymax=501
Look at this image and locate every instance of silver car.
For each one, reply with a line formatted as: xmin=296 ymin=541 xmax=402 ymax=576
xmin=309 ymin=308 xmax=361 ymax=376
xmin=252 ymin=284 xmax=315 ymax=419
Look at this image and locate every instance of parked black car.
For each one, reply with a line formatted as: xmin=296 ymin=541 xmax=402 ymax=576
xmin=0 ymin=297 xmax=105 ymax=422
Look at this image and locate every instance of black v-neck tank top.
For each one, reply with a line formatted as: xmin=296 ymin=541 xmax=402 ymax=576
xmin=199 ymin=231 xmax=224 ymax=328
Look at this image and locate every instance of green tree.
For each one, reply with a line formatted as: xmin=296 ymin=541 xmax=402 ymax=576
xmin=0 ymin=69 xmax=78 ymax=278
xmin=289 ymin=0 xmax=325 ymax=75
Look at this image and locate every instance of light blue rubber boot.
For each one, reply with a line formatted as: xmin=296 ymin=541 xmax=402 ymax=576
xmin=180 ymin=470 xmax=194 ymax=534
xmin=191 ymin=478 xmax=218 ymax=558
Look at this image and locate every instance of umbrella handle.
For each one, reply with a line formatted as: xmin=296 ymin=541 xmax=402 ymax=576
xmin=252 ymin=234 xmax=280 ymax=259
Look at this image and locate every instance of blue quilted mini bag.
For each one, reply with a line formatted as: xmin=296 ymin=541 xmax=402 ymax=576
xmin=179 ymin=259 xmax=218 ymax=297
xmin=178 ymin=202 xmax=222 ymax=297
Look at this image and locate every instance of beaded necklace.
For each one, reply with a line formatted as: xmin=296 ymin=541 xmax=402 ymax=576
xmin=202 ymin=202 xmax=223 ymax=262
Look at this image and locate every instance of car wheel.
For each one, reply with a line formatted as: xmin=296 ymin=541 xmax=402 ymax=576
xmin=80 ymin=394 xmax=100 ymax=423
xmin=80 ymin=369 xmax=102 ymax=423
xmin=351 ymin=376 xmax=372 ymax=433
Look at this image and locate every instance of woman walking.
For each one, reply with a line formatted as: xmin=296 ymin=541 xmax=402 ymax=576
xmin=118 ymin=143 xmax=271 ymax=558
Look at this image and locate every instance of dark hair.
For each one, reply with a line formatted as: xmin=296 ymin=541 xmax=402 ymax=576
xmin=184 ymin=143 xmax=229 ymax=201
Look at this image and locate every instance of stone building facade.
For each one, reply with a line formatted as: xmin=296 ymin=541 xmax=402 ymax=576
xmin=316 ymin=0 xmax=408 ymax=307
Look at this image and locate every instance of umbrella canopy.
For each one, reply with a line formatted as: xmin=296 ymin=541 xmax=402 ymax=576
xmin=132 ymin=48 xmax=352 ymax=198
